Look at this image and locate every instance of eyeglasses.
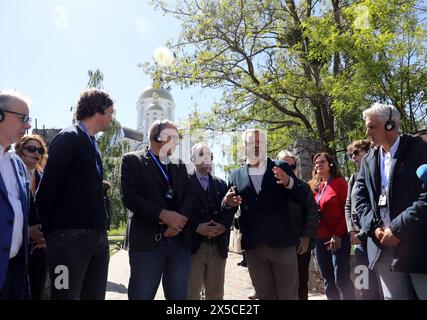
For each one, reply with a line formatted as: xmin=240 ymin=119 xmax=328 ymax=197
xmin=348 ymin=150 xmax=360 ymax=158
xmin=23 ymin=145 xmax=45 ymax=155
xmin=3 ymin=110 xmax=32 ymax=124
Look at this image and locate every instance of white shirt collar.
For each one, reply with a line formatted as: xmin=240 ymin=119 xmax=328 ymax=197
xmin=247 ymin=157 xmax=268 ymax=175
xmin=380 ymin=135 xmax=400 ymax=158
xmin=0 ymin=144 xmax=11 ymax=161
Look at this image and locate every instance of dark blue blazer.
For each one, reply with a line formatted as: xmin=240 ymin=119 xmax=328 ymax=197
xmin=355 ymin=134 xmax=427 ymax=273
xmin=0 ymin=153 xmax=30 ymax=298
xmin=121 ymin=149 xmax=194 ymax=251
xmin=224 ymin=158 xmax=305 ymax=250
xmin=189 ymin=173 xmax=234 ymax=258
xmin=36 ymin=125 xmax=107 ymax=234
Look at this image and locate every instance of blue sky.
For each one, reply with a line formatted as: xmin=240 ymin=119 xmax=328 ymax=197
xmin=0 ymin=0 xmax=215 ymax=131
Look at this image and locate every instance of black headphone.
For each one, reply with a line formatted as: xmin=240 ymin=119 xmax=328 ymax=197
xmin=384 ymin=107 xmax=396 ymax=131
xmin=154 ymin=120 xmax=165 ymax=142
xmin=0 ymin=109 xmax=4 ymax=122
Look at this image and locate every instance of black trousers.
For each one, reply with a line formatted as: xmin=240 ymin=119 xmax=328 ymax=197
xmin=47 ymin=229 xmax=109 ymax=300
xmin=297 ymin=249 xmax=312 ymax=300
xmin=28 ymin=247 xmax=48 ymax=300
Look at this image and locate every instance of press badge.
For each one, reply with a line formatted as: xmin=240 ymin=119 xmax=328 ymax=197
xmin=165 ymin=186 xmax=175 ymax=200
xmin=378 ymin=194 xmax=387 ymax=207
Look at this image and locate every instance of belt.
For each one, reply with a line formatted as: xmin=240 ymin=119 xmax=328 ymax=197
xmin=201 ymin=237 xmax=218 ymax=244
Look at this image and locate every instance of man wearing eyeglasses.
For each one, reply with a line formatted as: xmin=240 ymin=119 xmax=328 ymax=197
xmin=0 ymin=90 xmax=32 ymax=299
xmin=121 ymin=119 xmax=194 ymax=300
xmin=36 ymin=88 xmax=115 ymax=300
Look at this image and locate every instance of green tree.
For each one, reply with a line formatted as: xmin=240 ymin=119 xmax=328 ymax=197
xmin=86 ymin=69 xmax=129 ymax=229
xmin=143 ymin=0 xmax=426 ymax=155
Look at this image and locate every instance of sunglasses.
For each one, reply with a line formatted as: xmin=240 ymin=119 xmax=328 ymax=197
xmin=23 ymin=145 xmax=45 ymax=155
xmin=348 ymin=150 xmax=360 ymax=158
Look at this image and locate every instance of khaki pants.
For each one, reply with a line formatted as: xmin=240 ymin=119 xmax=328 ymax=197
xmin=187 ymin=242 xmax=226 ymax=300
xmin=246 ymin=244 xmax=298 ymax=300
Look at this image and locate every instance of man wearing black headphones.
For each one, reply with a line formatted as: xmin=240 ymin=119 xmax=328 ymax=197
xmin=355 ymin=103 xmax=427 ymax=299
xmin=121 ymin=119 xmax=194 ymax=300
xmin=36 ymin=88 xmax=115 ymax=300
xmin=0 ymin=90 xmax=32 ymax=299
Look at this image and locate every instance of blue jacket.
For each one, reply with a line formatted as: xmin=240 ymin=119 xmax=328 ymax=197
xmin=224 ymin=158 xmax=305 ymax=250
xmin=355 ymin=134 xmax=427 ymax=273
xmin=0 ymin=153 xmax=30 ymax=298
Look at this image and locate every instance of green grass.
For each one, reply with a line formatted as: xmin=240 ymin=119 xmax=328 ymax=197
xmin=108 ymin=235 xmax=124 ymax=256
xmin=108 ymin=222 xmax=126 ymax=236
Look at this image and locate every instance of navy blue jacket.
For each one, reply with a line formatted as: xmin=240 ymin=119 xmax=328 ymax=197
xmin=224 ymin=158 xmax=305 ymax=250
xmin=355 ymin=134 xmax=427 ymax=273
xmin=36 ymin=125 xmax=107 ymax=234
xmin=0 ymin=153 xmax=30 ymax=298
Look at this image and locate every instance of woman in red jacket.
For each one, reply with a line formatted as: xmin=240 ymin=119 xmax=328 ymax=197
xmin=309 ymin=152 xmax=355 ymax=300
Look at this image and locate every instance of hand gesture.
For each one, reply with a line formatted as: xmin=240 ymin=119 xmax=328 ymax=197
xmin=272 ymin=166 xmax=290 ymax=186
xmin=324 ymin=235 xmax=342 ymax=252
xmin=29 ymin=224 xmax=46 ymax=248
xmin=224 ymin=186 xmax=242 ymax=208
xmin=196 ymin=220 xmax=226 ymax=237
xmin=380 ymin=227 xmax=400 ymax=246
xmin=297 ymin=236 xmax=310 ymax=255
xmin=374 ymin=227 xmax=385 ymax=241
xmin=159 ymin=209 xmax=188 ymax=232
xmin=163 ymin=226 xmax=181 ymax=238
xmin=349 ymin=231 xmax=362 ymax=245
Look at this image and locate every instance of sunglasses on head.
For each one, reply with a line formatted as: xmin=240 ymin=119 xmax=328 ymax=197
xmin=23 ymin=145 xmax=45 ymax=155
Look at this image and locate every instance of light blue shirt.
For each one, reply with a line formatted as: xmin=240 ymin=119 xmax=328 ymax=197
xmin=379 ymin=135 xmax=400 ymax=228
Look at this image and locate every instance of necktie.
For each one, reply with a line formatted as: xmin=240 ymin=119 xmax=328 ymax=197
xmin=200 ymin=175 xmax=209 ymax=191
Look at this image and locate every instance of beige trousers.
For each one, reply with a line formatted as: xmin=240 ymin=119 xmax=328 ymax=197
xmin=245 ymin=244 xmax=299 ymax=300
xmin=187 ymin=242 xmax=226 ymax=300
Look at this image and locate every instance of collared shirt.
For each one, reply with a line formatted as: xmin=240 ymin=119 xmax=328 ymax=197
xmin=0 ymin=145 xmax=24 ymax=258
xmin=379 ymin=135 xmax=400 ymax=228
xmin=246 ymin=158 xmax=294 ymax=194
xmin=195 ymin=170 xmax=209 ymax=191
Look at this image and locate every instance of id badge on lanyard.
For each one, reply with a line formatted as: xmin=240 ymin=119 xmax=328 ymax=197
xmin=378 ymin=194 xmax=387 ymax=207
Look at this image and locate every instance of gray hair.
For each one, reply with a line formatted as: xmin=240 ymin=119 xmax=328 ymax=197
xmin=0 ymin=90 xmax=31 ymax=111
xmin=241 ymin=128 xmax=267 ymax=144
xmin=362 ymin=102 xmax=400 ymax=130
xmin=148 ymin=119 xmax=177 ymax=142
xmin=276 ymin=150 xmax=297 ymax=163
xmin=191 ymin=142 xmax=211 ymax=157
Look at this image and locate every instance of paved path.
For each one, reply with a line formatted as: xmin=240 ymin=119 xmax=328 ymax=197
xmin=106 ymin=249 xmax=326 ymax=300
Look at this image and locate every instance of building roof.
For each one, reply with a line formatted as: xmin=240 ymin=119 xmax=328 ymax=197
xmin=139 ymin=87 xmax=174 ymax=102
xmin=122 ymin=127 xmax=144 ymax=142
xmin=32 ymin=128 xmax=62 ymax=147
xmin=146 ymin=103 xmax=164 ymax=112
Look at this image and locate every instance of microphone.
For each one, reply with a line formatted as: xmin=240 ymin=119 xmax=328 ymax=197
xmin=416 ymin=164 xmax=427 ymax=183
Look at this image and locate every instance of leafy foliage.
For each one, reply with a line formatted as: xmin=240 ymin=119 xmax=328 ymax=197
xmin=144 ymin=0 xmax=426 ymax=157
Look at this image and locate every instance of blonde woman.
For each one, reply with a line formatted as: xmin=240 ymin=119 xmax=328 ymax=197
xmin=15 ymin=134 xmax=48 ymax=300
